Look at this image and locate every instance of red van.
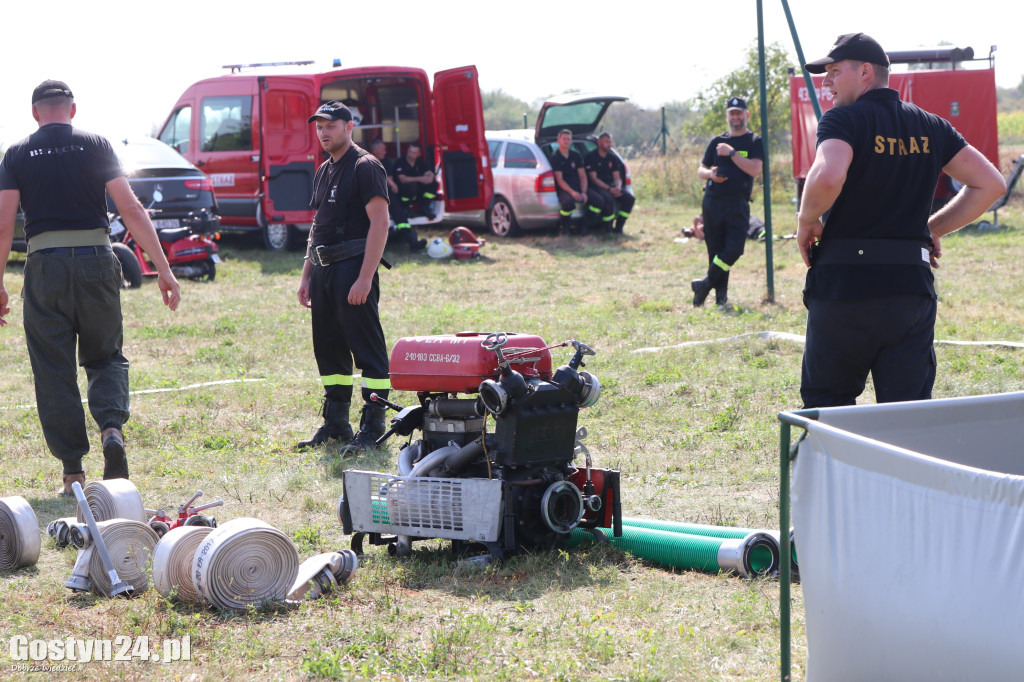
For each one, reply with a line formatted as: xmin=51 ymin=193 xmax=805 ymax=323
xmin=157 ymin=63 xmax=493 ymax=250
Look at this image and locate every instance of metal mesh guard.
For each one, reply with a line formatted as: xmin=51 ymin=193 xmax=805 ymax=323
xmin=344 ymin=470 xmax=503 ymax=542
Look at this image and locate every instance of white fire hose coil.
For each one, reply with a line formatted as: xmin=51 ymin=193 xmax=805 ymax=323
xmin=85 ymin=519 xmax=159 ymax=596
xmin=192 ymin=518 xmax=299 ymax=611
xmin=0 ymin=496 xmax=41 ymax=571
xmin=152 ymin=525 xmax=214 ymax=602
xmin=76 ymin=479 xmax=146 ymax=523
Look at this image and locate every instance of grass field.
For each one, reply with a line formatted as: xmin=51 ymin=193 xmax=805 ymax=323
xmin=1 ymin=193 xmax=1022 ymax=680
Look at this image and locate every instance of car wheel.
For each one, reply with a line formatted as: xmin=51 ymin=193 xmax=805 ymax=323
xmin=263 ymin=223 xmax=290 ymax=251
xmin=486 ymin=197 xmax=519 ymax=237
xmin=112 ymin=243 xmax=143 ymax=289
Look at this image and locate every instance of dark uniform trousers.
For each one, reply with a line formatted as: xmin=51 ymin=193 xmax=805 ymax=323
xmin=701 ymin=194 xmax=749 ymax=300
xmin=557 ymin=188 xmax=610 ymax=230
xmin=398 ymin=180 xmax=438 ymax=214
xmin=309 ymin=255 xmax=390 ymax=404
xmin=801 ymin=294 xmax=937 ymax=408
xmin=23 ymin=247 xmax=130 ymax=473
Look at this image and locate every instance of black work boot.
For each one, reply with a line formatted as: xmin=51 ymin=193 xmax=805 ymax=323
xmin=340 ymin=404 xmax=387 ymax=456
xmin=101 ymin=427 xmax=129 ymax=480
xmin=404 ymin=228 xmax=427 ymax=252
xmin=614 ymin=216 xmax=626 ymax=233
xmin=691 ymin=278 xmax=712 ymax=307
xmin=295 ymin=399 xmax=353 ymax=451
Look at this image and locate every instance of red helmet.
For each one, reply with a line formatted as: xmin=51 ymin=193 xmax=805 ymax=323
xmin=448 ymin=226 xmax=484 ymax=259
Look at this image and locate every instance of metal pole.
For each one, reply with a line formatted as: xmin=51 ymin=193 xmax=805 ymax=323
xmin=779 ymin=419 xmax=792 ymax=681
xmin=781 ymin=0 xmax=823 ymax=121
xmin=777 ymin=408 xmax=818 ymax=682
xmin=757 ymin=0 xmax=775 ymax=302
xmin=523 ymin=113 xmax=528 ymax=129
xmin=661 ymin=107 xmax=667 ymax=156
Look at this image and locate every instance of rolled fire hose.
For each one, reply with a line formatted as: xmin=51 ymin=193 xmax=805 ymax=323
xmin=286 ymin=550 xmax=359 ymax=602
xmin=70 ymin=519 xmax=160 ymax=596
xmin=623 ymin=518 xmax=781 ymax=559
xmin=152 ymin=525 xmax=214 ymax=602
xmin=192 ymin=518 xmax=300 ymax=611
xmin=46 ymin=516 xmax=80 ymax=549
xmin=0 ymin=496 xmax=41 ymax=571
xmin=76 ymin=479 xmax=146 ymax=524
xmin=568 ymin=525 xmax=779 ymax=578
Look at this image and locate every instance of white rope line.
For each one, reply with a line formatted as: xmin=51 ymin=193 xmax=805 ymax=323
xmin=0 ymin=378 xmax=266 ymax=412
xmin=634 ymin=331 xmax=1024 ymax=353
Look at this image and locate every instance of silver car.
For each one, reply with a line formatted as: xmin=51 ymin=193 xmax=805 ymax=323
xmin=445 ymin=94 xmax=632 ymax=237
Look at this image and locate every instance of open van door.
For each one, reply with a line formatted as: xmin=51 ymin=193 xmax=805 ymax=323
xmin=258 ymin=76 xmax=320 ymax=225
xmin=432 ymin=66 xmax=493 ymax=213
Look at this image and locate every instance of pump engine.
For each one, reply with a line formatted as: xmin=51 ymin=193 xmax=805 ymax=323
xmin=339 ymin=331 xmax=622 ymax=560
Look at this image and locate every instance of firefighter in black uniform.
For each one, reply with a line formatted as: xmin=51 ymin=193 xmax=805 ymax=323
xmin=296 ymin=101 xmax=393 ymax=453
xmin=369 ymin=139 xmax=426 ymax=252
xmin=550 ymin=129 xmax=607 ymax=235
xmin=691 ymin=97 xmax=763 ymax=308
xmin=394 ymin=142 xmax=438 ymax=220
xmin=797 ymin=33 xmax=1005 ymax=408
xmin=584 ymin=132 xmax=635 ymax=233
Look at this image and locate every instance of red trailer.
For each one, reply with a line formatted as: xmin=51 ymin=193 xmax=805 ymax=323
xmin=790 ymin=63 xmax=999 ymax=206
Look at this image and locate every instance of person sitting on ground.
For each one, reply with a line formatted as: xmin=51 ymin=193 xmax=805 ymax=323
xmin=369 ymin=139 xmax=425 ymax=252
xmin=394 ymin=142 xmax=438 ymax=220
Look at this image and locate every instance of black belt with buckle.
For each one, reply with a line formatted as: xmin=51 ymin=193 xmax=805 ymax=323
xmin=311 ymin=239 xmax=391 ymax=269
xmin=811 ymin=239 xmax=930 ymax=267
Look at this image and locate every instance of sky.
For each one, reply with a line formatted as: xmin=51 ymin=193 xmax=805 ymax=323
xmin=1 ymin=0 xmax=1020 ymax=148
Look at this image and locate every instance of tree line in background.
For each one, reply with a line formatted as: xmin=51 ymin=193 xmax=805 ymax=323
xmin=483 ymin=42 xmax=1024 ymax=160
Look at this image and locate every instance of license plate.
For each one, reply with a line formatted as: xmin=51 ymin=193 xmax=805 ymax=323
xmin=210 ymin=254 xmax=222 ymax=264
xmin=153 ymin=218 xmax=181 ymax=229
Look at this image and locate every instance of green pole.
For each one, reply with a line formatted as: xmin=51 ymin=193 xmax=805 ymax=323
xmin=779 ymin=419 xmax=792 ymax=681
xmin=523 ymin=113 xmax=528 ymax=129
xmin=757 ymin=0 xmax=775 ymax=302
xmin=780 ymin=0 xmax=823 ymax=121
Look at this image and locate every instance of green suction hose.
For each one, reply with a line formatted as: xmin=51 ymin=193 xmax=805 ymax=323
xmin=621 ymin=517 xmax=794 ymax=576
xmin=569 ymin=525 xmax=778 ymax=578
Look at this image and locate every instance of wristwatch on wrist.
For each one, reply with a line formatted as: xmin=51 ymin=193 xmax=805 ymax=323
xmin=729 ymin=149 xmax=736 ymax=158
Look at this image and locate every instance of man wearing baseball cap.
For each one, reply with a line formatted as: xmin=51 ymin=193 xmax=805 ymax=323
xmin=691 ymin=96 xmax=764 ymax=309
xmin=295 ymin=100 xmax=393 ymax=454
xmin=796 ymin=33 xmax=1005 ymax=408
xmin=0 ymin=79 xmax=181 ymax=495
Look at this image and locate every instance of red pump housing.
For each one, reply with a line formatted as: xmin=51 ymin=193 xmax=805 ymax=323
xmin=390 ymin=332 xmax=552 ymax=394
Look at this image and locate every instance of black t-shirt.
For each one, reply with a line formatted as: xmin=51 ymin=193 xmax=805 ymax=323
xmin=549 ymin=149 xmax=585 ymax=192
xmin=309 ymin=144 xmax=388 ymax=246
xmin=701 ymin=130 xmax=763 ymax=200
xmin=393 ymin=155 xmax=429 ymax=182
xmin=584 ymin=149 xmax=622 ymax=187
xmin=806 ymin=88 xmax=967 ymax=299
xmin=0 ymin=123 xmax=124 ymax=239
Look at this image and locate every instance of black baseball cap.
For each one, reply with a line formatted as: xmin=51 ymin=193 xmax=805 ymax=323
xmin=308 ymin=100 xmax=353 ymax=123
xmin=32 ymin=79 xmax=74 ymax=103
xmin=726 ymin=97 xmax=747 ymax=111
xmin=805 ymin=33 xmax=890 ymax=73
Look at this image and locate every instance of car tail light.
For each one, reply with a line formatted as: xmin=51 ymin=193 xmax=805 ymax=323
xmin=185 ymin=178 xmax=214 ymax=191
xmin=535 ymin=170 xmax=556 ymax=193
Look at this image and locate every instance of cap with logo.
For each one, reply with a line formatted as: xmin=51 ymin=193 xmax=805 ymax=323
xmin=32 ymin=80 xmax=74 ymax=104
xmin=726 ymin=97 xmax=747 ymax=111
xmin=308 ymin=100 xmax=354 ymax=124
xmin=804 ymin=32 xmax=890 ymax=74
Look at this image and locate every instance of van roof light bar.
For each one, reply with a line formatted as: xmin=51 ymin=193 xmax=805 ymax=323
xmin=222 ymin=60 xmax=315 ymax=74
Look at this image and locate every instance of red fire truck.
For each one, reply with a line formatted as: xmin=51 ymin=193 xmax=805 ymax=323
xmin=158 ymin=62 xmax=493 ymax=250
